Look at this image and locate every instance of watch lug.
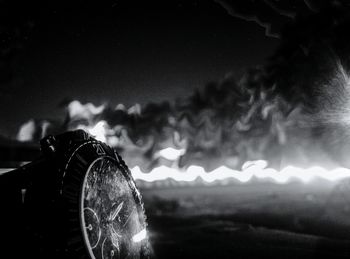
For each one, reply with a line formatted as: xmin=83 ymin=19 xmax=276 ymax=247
xmin=40 ymin=135 xmax=57 ymax=155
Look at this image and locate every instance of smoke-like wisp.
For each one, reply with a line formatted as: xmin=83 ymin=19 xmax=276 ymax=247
xmin=15 ymin=1 xmax=350 ymax=172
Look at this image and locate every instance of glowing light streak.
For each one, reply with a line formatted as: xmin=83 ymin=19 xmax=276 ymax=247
xmin=68 ymin=100 xmax=105 ymax=119
xmin=17 ymin=120 xmax=36 ymax=142
xmin=132 ymin=229 xmax=147 ymax=243
xmin=130 ymin=160 xmax=350 ymax=184
xmin=77 ymin=120 xmax=108 ymax=142
xmin=156 ymin=147 xmax=186 ymax=160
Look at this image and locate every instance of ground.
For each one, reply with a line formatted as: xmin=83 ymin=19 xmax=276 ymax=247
xmin=141 ymin=180 xmax=350 ymax=258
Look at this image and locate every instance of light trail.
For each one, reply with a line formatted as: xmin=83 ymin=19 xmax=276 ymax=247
xmin=132 ymin=229 xmax=147 ymax=243
xmin=130 ymin=160 xmax=350 ymax=184
xmin=2 ymin=160 xmax=350 ymax=185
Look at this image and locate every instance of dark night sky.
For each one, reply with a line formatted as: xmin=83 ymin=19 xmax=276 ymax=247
xmin=0 ymin=0 xmax=279 ymax=137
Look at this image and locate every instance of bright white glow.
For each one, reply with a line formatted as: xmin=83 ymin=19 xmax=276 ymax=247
xmin=157 ymin=147 xmax=186 ymax=160
xmin=127 ymin=103 xmax=141 ymax=115
xmin=17 ymin=119 xmax=36 ymax=142
xmin=131 ymin=160 xmax=350 ymax=184
xmin=132 ymin=229 xmax=147 ymax=243
xmin=68 ymin=100 xmax=105 ymax=119
xmin=79 ymin=120 xmax=108 ymax=142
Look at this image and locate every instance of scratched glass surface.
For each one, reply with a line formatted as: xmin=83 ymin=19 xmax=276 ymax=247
xmin=82 ymin=158 xmax=143 ymax=259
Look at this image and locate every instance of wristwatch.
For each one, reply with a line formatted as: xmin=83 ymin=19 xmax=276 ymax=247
xmin=0 ymin=130 xmax=150 ymax=259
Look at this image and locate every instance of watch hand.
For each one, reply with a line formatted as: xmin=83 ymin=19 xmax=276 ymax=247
xmin=110 ymin=201 xmax=124 ymax=221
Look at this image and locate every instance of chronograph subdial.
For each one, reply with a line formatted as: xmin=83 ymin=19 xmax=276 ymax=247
xmin=84 ymin=207 xmax=102 ymax=249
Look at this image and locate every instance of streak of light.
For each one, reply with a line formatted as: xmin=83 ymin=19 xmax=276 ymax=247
xmin=156 ymin=147 xmax=186 ymax=160
xmin=130 ymin=160 xmax=350 ymax=184
xmin=132 ymin=229 xmax=147 ymax=243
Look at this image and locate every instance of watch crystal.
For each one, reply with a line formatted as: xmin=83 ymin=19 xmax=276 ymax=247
xmin=81 ymin=158 xmax=145 ymax=259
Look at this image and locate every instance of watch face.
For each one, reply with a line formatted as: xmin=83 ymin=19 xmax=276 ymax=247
xmin=81 ymin=157 xmax=147 ymax=259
